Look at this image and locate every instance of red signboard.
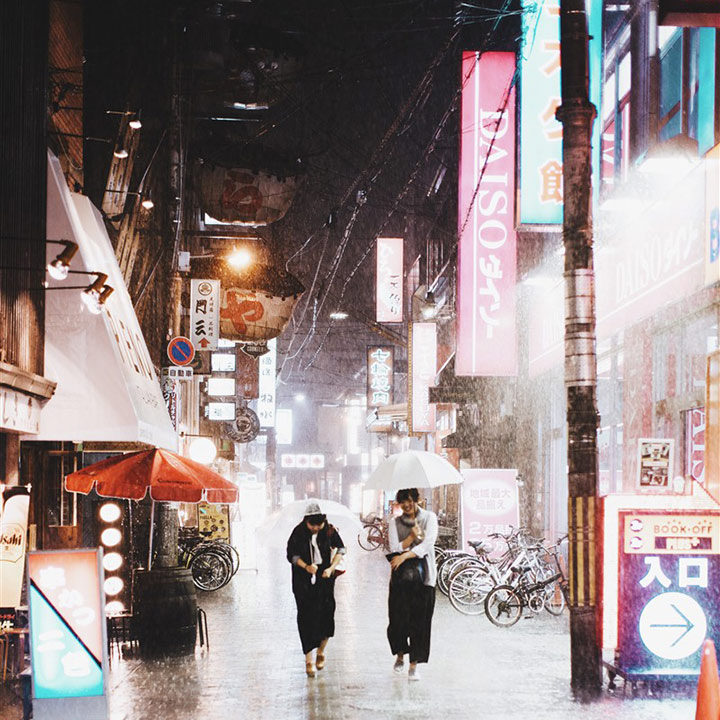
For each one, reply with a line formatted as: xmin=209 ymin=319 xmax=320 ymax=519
xmin=376 ymin=237 xmax=403 ymax=323
xmin=457 ymin=51 xmax=517 ymax=376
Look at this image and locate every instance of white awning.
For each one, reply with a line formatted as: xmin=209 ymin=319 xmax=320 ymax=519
xmin=30 ymin=151 xmax=177 ymax=450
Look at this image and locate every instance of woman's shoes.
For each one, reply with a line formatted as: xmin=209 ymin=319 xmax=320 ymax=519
xmin=306 ymin=661 xmax=316 ymax=677
xmin=315 ymin=652 xmax=325 ymax=670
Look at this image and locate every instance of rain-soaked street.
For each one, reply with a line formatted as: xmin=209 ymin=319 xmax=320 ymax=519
xmin=2 ymin=543 xmax=696 ymax=720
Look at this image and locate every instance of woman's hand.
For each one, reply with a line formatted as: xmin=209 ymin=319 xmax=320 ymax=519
xmin=410 ymin=523 xmax=424 ymax=541
xmin=321 ymin=567 xmax=334 ymax=578
xmin=390 ymin=552 xmax=409 ymax=570
xmin=306 ymin=563 xmax=318 ymax=575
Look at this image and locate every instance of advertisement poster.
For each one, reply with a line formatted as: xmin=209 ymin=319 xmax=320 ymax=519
xmin=0 ymin=487 xmax=30 ymax=608
xmin=637 ymin=439 xmax=675 ymax=491
xmin=460 ymin=469 xmax=519 ymax=551
xmin=617 ymin=510 xmax=720 ymax=675
xmin=28 ymin=549 xmax=108 ymax=719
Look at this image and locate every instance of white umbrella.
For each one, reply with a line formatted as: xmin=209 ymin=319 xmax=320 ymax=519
xmin=256 ymin=497 xmax=362 ymax=548
xmin=364 ymin=450 xmax=464 ymax=492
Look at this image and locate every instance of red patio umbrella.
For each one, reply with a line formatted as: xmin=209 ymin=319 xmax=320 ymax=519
xmin=65 ymin=448 xmax=239 ymax=504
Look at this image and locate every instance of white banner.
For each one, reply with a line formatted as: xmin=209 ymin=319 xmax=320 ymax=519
xmin=409 ymin=322 xmax=437 ymax=433
xmin=257 ymin=338 xmax=277 ymax=427
xmin=191 ymin=279 xmax=220 ymax=351
xmin=376 ymin=237 xmax=403 ymax=322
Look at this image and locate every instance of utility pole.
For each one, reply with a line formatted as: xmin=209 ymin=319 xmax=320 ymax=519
xmin=555 ymin=0 xmax=602 ymax=699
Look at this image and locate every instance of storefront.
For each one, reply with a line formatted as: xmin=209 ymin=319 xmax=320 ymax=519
xmin=21 ymin=152 xmax=177 ymax=552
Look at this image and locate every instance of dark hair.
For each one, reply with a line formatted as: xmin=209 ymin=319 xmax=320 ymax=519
xmin=305 ymin=513 xmax=326 ymax=526
xmin=395 ymin=488 xmax=419 ymax=503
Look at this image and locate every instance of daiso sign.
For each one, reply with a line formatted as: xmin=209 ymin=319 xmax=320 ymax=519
xmin=456 ymin=51 xmax=517 ymax=377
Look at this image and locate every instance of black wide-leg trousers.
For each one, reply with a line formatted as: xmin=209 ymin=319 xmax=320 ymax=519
xmin=387 ymin=582 xmax=435 ymax=664
xmin=294 ymin=578 xmax=336 ymax=654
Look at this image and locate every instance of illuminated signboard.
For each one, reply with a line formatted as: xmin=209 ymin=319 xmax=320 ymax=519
xmin=211 ymin=353 xmax=236 ymax=372
xmin=460 ymin=469 xmax=519 ymax=552
xmin=0 ymin=488 xmax=29 ymax=608
xmin=457 ymin=51 xmax=517 ymax=376
xmin=28 ymin=549 xmax=108 ymax=719
xmin=519 ymin=0 xmax=602 ymax=224
xmin=281 ymin=454 xmax=325 ymax=469
xmin=207 ymin=377 xmax=236 ymax=396
xmin=409 ymin=322 xmax=436 ymax=433
xmin=276 ymin=408 xmax=292 ymax=445
xmin=367 ymin=346 xmax=394 ymax=408
xmin=207 ymin=402 xmax=235 ymax=421
xmin=617 ymin=510 xmax=720 ymax=675
xmin=376 ymin=237 xmax=403 ymax=323
xmin=257 ymin=338 xmax=277 ymax=427
xmin=686 ymin=407 xmax=706 ymax=485
xmin=190 ymin=279 xmax=220 ymax=350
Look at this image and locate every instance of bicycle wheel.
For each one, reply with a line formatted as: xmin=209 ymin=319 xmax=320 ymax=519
xmin=438 ymin=555 xmax=471 ymax=596
xmin=449 ymin=567 xmax=494 ymax=615
xmin=210 ymin=540 xmax=240 ymax=576
xmin=544 ymin=582 xmax=566 ymax=615
xmin=190 ymin=548 xmax=232 ymax=591
xmin=485 ymin=584 xmax=523 ymax=627
xmin=357 ymin=524 xmax=383 ymax=551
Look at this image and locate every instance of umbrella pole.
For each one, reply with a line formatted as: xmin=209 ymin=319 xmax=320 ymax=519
xmin=148 ymin=499 xmax=155 ymax=570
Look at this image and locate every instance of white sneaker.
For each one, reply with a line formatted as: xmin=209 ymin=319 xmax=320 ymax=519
xmin=393 ymin=658 xmax=405 ymax=674
xmin=408 ymin=665 xmax=421 ymax=681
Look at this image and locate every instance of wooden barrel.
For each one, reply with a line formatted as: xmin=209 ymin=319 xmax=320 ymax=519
xmin=135 ymin=567 xmax=197 ymax=656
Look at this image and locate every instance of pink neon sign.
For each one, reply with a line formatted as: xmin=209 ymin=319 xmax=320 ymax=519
xmin=376 ymin=237 xmax=403 ymax=323
xmin=410 ymin=322 xmax=436 ymax=433
xmin=457 ymin=51 xmax=517 ymax=376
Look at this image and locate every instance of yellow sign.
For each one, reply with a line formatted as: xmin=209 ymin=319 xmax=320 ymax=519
xmin=197 ymin=502 xmax=230 ymax=540
xmin=623 ymin=513 xmax=720 ymax=555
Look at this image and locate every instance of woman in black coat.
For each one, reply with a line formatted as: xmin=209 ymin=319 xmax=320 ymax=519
xmin=286 ymin=502 xmax=346 ymax=676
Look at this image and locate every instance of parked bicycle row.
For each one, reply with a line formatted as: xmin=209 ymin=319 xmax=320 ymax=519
xmin=178 ymin=529 xmax=241 ymax=591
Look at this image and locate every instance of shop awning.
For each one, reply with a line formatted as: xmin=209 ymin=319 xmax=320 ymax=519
xmin=365 ymin=403 xmax=408 ymax=433
xmin=29 ymin=152 xmax=177 ymax=450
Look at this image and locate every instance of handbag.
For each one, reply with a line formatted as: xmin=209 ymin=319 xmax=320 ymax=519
xmin=386 ymin=553 xmax=426 ymax=585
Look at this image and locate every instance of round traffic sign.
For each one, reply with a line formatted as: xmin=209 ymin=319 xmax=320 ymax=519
xmin=167 ymin=336 xmax=196 ymax=366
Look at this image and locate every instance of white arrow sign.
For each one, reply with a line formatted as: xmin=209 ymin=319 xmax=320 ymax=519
xmin=638 ymin=592 xmax=707 ymax=660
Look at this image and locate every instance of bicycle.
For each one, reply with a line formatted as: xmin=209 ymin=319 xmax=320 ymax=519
xmin=357 ymin=516 xmax=388 ymax=551
xmin=483 ymin=535 xmax=570 ymax=626
xmin=178 ymin=530 xmax=240 ymax=591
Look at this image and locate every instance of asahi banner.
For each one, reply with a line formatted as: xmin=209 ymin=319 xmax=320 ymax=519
xmin=376 ymin=237 xmax=403 ymax=323
xmin=457 ymin=51 xmax=517 ymax=376
xmin=409 ymin=322 xmax=436 ymax=433
xmin=0 ymin=487 xmax=30 ymax=607
xmin=367 ymin=346 xmax=394 ymax=408
xmin=190 ymin=279 xmax=220 ymax=351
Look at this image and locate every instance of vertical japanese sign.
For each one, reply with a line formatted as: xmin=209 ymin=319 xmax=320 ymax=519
xmin=376 ymin=237 xmax=403 ymax=323
xmin=457 ymin=51 xmax=517 ymax=376
xmin=409 ymin=322 xmax=436 ymax=433
xmin=460 ymin=469 xmax=519 ymax=551
xmin=257 ymin=338 xmax=276 ymax=427
xmin=617 ymin=511 xmax=720 ymax=675
xmin=28 ymin=549 xmax=108 ymax=719
xmin=686 ymin=407 xmax=706 ymax=485
xmin=519 ymin=0 xmax=603 ymax=223
xmin=0 ymin=487 xmax=29 ymax=607
xmin=367 ymin=346 xmax=394 ymax=408
xmin=519 ymin=0 xmax=562 ymax=224
xmin=190 ymin=279 xmax=220 ymax=350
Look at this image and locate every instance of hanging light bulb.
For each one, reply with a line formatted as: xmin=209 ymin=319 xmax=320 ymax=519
xmin=46 ymin=240 xmax=79 ymax=280
xmin=141 ymin=197 xmax=154 ymax=210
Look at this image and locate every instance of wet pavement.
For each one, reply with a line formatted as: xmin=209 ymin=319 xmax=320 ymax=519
xmin=1 ymin=543 xmax=697 ymax=720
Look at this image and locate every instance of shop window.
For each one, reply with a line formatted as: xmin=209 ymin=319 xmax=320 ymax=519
xmin=601 ymin=50 xmax=631 ymax=192
xmin=658 ymin=27 xmax=702 ymax=143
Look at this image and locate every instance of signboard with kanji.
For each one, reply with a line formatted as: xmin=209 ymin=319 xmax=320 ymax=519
xmin=28 ymin=549 xmax=108 ymax=719
xmin=460 ymin=469 xmax=519 ymax=553
xmin=457 ymin=51 xmax=517 ymax=376
xmin=617 ymin=510 xmax=720 ymax=675
xmin=376 ymin=237 xmax=403 ymax=323
xmin=367 ymin=346 xmax=394 ymax=408
xmin=257 ymin=338 xmax=276 ymax=427
xmin=408 ymin=322 xmax=436 ymax=433
xmin=190 ymin=279 xmax=220 ymax=351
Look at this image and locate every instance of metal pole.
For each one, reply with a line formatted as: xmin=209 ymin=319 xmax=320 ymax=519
xmin=147 ymin=499 xmax=155 ymax=570
xmin=555 ymin=0 xmax=602 ymax=699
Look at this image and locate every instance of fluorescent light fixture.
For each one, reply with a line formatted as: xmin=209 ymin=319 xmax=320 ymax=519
xmin=329 ymin=311 xmax=349 ymax=320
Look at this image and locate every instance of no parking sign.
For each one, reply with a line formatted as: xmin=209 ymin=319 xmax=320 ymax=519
xmin=167 ymin=336 xmax=195 ymax=367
